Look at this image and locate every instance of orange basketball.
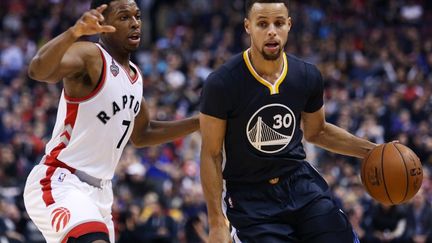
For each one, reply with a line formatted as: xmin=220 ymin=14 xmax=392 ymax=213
xmin=361 ymin=142 xmax=423 ymax=205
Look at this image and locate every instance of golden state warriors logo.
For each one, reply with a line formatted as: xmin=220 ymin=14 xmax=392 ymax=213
xmin=246 ymin=104 xmax=295 ymax=153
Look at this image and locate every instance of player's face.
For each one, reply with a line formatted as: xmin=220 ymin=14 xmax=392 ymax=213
xmin=103 ymin=0 xmax=141 ymax=52
xmin=245 ymin=3 xmax=291 ymax=60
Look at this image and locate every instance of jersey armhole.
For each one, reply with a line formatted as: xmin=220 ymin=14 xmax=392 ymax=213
xmin=303 ymin=62 xmax=324 ymax=113
xmin=64 ymin=48 xmax=107 ymax=103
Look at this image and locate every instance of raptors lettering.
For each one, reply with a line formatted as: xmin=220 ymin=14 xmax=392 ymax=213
xmin=97 ymin=94 xmax=140 ymax=124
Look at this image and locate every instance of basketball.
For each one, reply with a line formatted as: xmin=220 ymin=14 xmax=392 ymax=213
xmin=361 ymin=142 xmax=423 ymax=205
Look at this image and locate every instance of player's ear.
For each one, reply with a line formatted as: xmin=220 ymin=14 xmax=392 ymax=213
xmin=287 ymin=17 xmax=292 ymax=32
xmin=244 ymin=18 xmax=250 ymax=35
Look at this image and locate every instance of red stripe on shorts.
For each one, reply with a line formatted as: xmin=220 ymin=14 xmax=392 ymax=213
xmin=40 ymin=166 xmax=57 ymax=206
xmin=61 ymin=221 xmax=109 ymax=243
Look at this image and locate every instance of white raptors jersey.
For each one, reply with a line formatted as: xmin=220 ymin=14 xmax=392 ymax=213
xmin=44 ymin=43 xmax=143 ymax=179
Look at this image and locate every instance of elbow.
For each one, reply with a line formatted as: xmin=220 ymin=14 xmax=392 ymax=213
xmin=130 ymin=137 xmax=145 ymax=148
xmin=304 ymin=129 xmax=324 ymax=144
xmin=303 ymin=122 xmax=327 ymax=144
xmin=27 ymin=58 xmax=55 ymax=82
xmin=130 ymin=135 xmax=156 ymax=148
xmin=27 ymin=65 xmax=40 ymax=81
xmin=304 ymin=133 xmax=318 ymax=143
xmin=28 ymin=58 xmax=43 ymax=81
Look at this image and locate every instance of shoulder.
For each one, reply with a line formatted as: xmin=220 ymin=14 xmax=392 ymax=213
xmin=207 ymin=52 xmax=244 ymax=83
xmin=69 ymin=41 xmax=101 ymax=59
xmin=286 ymin=53 xmax=316 ymax=71
xmin=63 ymin=42 xmax=103 ymax=84
xmin=286 ymin=53 xmax=321 ymax=78
xmin=222 ymin=52 xmax=244 ymax=72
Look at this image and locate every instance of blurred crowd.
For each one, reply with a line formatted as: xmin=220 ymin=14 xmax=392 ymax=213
xmin=0 ymin=0 xmax=432 ymax=242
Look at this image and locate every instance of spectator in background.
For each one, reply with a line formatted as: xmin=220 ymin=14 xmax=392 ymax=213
xmin=0 ymin=198 xmax=25 ymax=243
xmin=116 ymin=204 xmax=142 ymax=243
xmin=137 ymin=197 xmax=177 ymax=243
xmin=347 ymin=202 xmax=367 ymax=243
xmin=404 ymin=188 xmax=432 ymax=243
xmin=184 ymin=212 xmax=208 ymax=243
xmin=0 ymin=38 xmax=24 ymax=84
xmin=356 ymin=115 xmax=385 ymax=144
xmin=366 ymin=204 xmax=407 ymax=243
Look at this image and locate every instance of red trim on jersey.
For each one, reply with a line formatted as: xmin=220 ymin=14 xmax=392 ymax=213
xmin=64 ymin=102 xmax=79 ymax=127
xmin=46 ymin=142 xmax=66 ymax=163
xmin=45 ymin=158 xmax=76 ymax=173
xmin=45 ymin=102 xmax=79 ymax=171
xmin=42 ymin=102 xmax=79 ymax=206
xmin=60 ymin=130 xmax=71 ymax=140
xmin=61 ymin=221 xmax=109 ymax=243
xmin=40 ymin=166 xmax=57 ymax=206
xmin=120 ymin=62 xmax=139 ymax=84
xmin=132 ymin=62 xmax=143 ymax=84
xmin=64 ymin=48 xmax=107 ymax=102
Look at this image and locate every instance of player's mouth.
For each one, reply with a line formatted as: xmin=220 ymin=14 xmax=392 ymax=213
xmin=128 ymin=32 xmax=141 ymax=45
xmin=264 ymin=41 xmax=280 ymax=52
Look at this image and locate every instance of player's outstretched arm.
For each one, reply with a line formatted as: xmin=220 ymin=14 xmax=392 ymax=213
xmin=130 ymin=99 xmax=199 ymax=147
xmin=199 ymin=113 xmax=231 ymax=243
xmin=28 ymin=4 xmax=115 ymax=83
xmin=302 ymin=106 xmax=376 ymax=159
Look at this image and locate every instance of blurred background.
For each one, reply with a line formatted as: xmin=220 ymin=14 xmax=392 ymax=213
xmin=0 ymin=0 xmax=432 ymax=242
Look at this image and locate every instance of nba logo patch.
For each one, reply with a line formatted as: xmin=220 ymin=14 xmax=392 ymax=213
xmin=58 ymin=173 xmax=66 ymax=182
xmin=228 ymin=197 xmax=234 ymax=208
xmin=50 ymin=207 xmax=71 ymax=232
xmin=110 ymin=59 xmax=119 ymax=77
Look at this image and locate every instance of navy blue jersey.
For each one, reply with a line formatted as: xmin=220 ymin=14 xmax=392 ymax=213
xmin=200 ymin=50 xmax=324 ymax=182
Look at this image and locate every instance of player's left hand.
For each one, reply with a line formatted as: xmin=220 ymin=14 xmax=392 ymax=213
xmin=70 ymin=4 xmax=116 ymax=38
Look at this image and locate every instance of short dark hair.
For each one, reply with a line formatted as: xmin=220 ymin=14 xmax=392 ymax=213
xmin=245 ymin=0 xmax=289 ymax=17
xmin=90 ymin=0 xmax=116 ymax=9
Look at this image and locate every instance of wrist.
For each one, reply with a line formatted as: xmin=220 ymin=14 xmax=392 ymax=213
xmin=68 ymin=26 xmax=81 ymax=39
xmin=208 ymin=217 xmax=228 ymax=228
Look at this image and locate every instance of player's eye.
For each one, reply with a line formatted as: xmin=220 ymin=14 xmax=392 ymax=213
xmin=275 ymin=21 xmax=285 ymax=27
xmin=257 ymin=22 xmax=268 ymax=28
xmin=120 ymin=15 xmax=129 ymax=21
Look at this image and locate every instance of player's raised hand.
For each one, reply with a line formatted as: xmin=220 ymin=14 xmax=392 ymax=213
xmin=70 ymin=4 xmax=116 ymax=38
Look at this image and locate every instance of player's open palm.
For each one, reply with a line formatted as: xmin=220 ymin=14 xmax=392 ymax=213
xmin=208 ymin=226 xmax=231 ymax=243
xmin=71 ymin=4 xmax=116 ymax=37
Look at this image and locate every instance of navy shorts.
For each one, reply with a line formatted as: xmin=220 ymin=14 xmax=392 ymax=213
xmin=223 ymin=162 xmax=359 ymax=243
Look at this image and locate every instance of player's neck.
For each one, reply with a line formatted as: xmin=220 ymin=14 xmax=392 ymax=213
xmin=248 ymin=48 xmax=284 ymax=84
xmin=99 ymin=41 xmax=131 ymax=67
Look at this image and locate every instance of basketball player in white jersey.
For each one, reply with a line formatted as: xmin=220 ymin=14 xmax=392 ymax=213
xmin=23 ymin=1 xmax=199 ymax=242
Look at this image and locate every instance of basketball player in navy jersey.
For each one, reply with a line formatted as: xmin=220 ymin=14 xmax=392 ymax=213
xmin=24 ymin=0 xmax=198 ymax=242
xmin=200 ymin=1 xmax=377 ymax=242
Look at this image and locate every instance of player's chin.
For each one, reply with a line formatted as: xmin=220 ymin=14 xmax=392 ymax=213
xmin=126 ymin=44 xmax=140 ymax=52
xmin=262 ymin=50 xmax=282 ymax=61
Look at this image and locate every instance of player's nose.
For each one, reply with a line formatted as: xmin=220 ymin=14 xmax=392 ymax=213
xmin=267 ymin=24 xmax=277 ymax=37
xmin=131 ymin=16 xmax=140 ymax=28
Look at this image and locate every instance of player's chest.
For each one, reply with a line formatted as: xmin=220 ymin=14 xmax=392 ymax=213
xmin=232 ymin=79 xmax=307 ymax=117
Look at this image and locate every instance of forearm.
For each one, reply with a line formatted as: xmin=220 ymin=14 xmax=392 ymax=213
xmin=307 ymin=122 xmax=376 ymax=159
xmin=28 ymin=27 xmax=79 ymax=81
xmin=132 ymin=116 xmax=199 ymax=147
xmin=200 ymin=152 xmax=226 ymax=227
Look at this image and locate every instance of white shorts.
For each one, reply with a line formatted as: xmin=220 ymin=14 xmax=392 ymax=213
xmin=23 ymin=164 xmax=114 ymax=243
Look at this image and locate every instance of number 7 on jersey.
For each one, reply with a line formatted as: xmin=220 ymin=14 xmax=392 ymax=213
xmin=117 ymin=120 xmax=131 ymax=149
